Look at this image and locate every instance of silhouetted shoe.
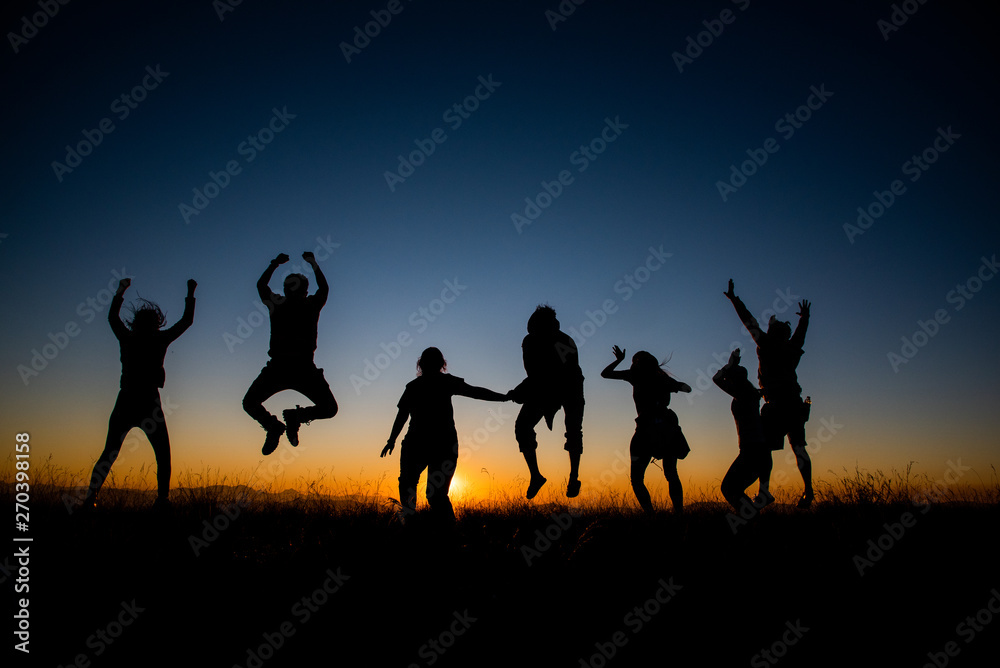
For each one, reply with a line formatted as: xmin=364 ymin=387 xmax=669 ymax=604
xmin=152 ymin=497 xmax=172 ymax=512
xmin=752 ymin=490 xmax=775 ymax=509
xmin=526 ymin=475 xmax=547 ymax=499
xmin=796 ymin=493 xmax=814 ymax=509
xmin=566 ymin=479 xmax=581 ymax=498
xmin=262 ymin=423 xmax=285 ymax=455
xmin=283 ymin=407 xmax=302 ymax=446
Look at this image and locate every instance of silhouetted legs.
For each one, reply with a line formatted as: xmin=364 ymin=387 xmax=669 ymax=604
xmin=722 ymin=450 xmax=765 ymax=512
xmin=630 ymin=456 xmax=683 ymax=514
xmin=86 ymin=391 xmax=171 ymax=506
xmin=398 ymin=440 xmax=457 ymax=524
xmin=243 ymin=362 xmax=338 ymax=452
xmin=758 ymin=399 xmax=812 ymax=507
xmin=515 ymin=399 xmax=584 ymax=498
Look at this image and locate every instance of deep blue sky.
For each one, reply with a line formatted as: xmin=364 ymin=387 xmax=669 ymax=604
xmin=2 ymin=0 xmax=997 ymax=495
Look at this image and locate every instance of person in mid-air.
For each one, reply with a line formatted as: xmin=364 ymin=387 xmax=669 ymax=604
xmin=85 ymin=277 xmax=196 ymax=510
xmin=243 ymin=252 xmax=338 ymax=455
xmin=601 ymin=345 xmax=691 ymax=514
xmin=724 ymin=279 xmax=813 ymax=508
xmin=381 ymin=347 xmax=509 ymax=524
xmin=509 ymin=305 xmax=585 ymax=500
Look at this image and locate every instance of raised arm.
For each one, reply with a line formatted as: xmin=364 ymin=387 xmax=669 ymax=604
xmin=108 ymin=278 xmax=131 ymax=340
xmin=257 ymin=253 xmax=288 ymax=304
xmin=163 ymin=280 xmax=197 ymax=342
xmin=601 ymin=345 xmax=630 ymax=380
xmin=724 ymin=279 xmax=763 ymax=344
xmin=303 ymin=251 xmax=328 ymax=307
xmin=791 ymin=300 xmax=810 ymax=349
xmin=381 ymin=407 xmax=409 ymax=457
xmin=712 ymin=348 xmax=741 ymax=397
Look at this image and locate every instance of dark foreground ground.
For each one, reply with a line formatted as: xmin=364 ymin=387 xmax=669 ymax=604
xmin=8 ymin=492 xmax=1000 ymax=668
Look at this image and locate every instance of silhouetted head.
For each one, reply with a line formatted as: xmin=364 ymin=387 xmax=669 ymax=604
xmin=416 ymin=347 xmax=446 ymax=376
xmin=631 ymin=351 xmax=669 ymax=378
xmin=283 ymin=274 xmax=309 ymax=299
xmin=527 ymin=304 xmax=559 ymax=335
xmin=126 ymin=299 xmax=166 ymax=334
xmin=767 ymin=316 xmax=791 ymax=342
xmin=732 ymin=364 xmax=749 ymax=382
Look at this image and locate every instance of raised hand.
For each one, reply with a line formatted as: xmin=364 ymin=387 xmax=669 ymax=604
xmin=729 ymin=348 xmax=741 ymax=365
xmin=797 ymin=300 xmax=811 ymax=318
xmin=273 ymin=253 xmax=290 ymax=265
xmin=117 ymin=278 xmax=131 ymax=294
xmin=302 ymin=251 xmax=316 ymax=264
xmin=612 ymin=345 xmax=626 ymax=364
xmin=187 ymin=279 xmax=197 ymax=295
xmin=724 ymin=279 xmax=736 ymax=300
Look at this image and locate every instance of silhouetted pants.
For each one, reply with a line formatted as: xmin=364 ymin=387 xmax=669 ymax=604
xmin=243 ymin=360 xmax=338 ymax=429
xmin=88 ymin=389 xmax=171 ymax=501
xmin=398 ymin=437 xmax=458 ymax=522
xmin=721 ymin=449 xmax=768 ymax=510
xmin=761 ymin=397 xmax=808 ymax=450
xmin=515 ymin=397 xmax=584 ymax=454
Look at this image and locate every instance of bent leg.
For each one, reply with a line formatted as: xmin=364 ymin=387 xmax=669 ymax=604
xmin=630 ymin=440 xmax=654 ymax=513
xmin=86 ymin=393 xmax=136 ymax=503
xmin=516 ymin=404 xmax=547 ymax=494
xmin=290 ymin=366 xmax=339 ymax=423
xmin=563 ymin=398 xmax=584 ymax=485
xmin=243 ymin=365 xmax=284 ymax=429
xmin=721 ymin=451 xmax=760 ymax=511
xmin=662 ymin=457 xmax=683 ymax=514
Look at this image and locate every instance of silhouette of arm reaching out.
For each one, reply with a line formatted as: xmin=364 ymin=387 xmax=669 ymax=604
xmin=601 ymin=345 xmax=630 ymax=380
xmin=712 ymin=349 xmax=742 ymax=397
xmin=456 ymin=382 xmax=509 ymax=402
xmin=303 ymin=252 xmax=328 ymax=308
xmin=724 ymin=279 xmax=764 ymax=344
xmin=791 ymin=300 xmax=810 ymax=349
xmin=257 ymin=253 xmax=289 ymax=305
xmin=163 ymin=280 xmax=197 ymax=342
xmin=109 ymin=278 xmax=131 ymax=340
xmin=381 ymin=407 xmax=409 ymax=457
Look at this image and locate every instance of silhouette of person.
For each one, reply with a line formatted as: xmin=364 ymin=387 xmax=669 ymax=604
xmin=380 ymin=347 xmax=508 ymax=524
xmin=84 ymin=278 xmax=196 ymax=510
xmin=508 ymin=305 xmax=585 ymax=499
xmin=602 ymin=345 xmax=691 ymax=514
xmin=724 ymin=279 xmax=813 ymax=508
xmin=713 ymin=348 xmax=768 ymax=516
xmin=243 ymin=252 xmax=338 ymax=455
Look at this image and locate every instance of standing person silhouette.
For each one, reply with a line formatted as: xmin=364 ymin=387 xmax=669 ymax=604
xmin=713 ymin=348 xmax=768 ymax=516
xmin=724 ymin=279 xmax=813 ymax=508
xmin=380 ymin=347 xmax=509 ymax=524
xmin=508 ymin=305 xmax=585 ymax=499
xmin=84 ymin=277 xmax=196 ymax=510
xmin=243 ymin=252 xmax=338 ymax=455
xmin=602 ymin=345 xmax=691 ymax=514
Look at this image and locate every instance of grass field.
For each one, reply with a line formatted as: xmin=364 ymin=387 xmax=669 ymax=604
xmin=6 ymin=462 xmax=1000 ymax=667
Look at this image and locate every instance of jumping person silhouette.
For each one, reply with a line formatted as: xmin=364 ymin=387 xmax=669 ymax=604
xmin=724 ymin=279 xmax=813 ymax=508
xmin=381 ymin=347 xmax=509 ymax=524
xmin=84 ymin=277 xmax=196 ymax=510
xmin=508 ymin=305 xmax=585 ymax=499
xmin=243 ymin=252 xmax=338 ymax=455
xmin=713 ymin=348 xmax=768 ymax=516
xmin=602 ymin=345 xmax=691 ymax=514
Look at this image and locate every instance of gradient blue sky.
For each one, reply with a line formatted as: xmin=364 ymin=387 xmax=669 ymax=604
xmin=2 ymin=0 xmax=997 ymax=499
